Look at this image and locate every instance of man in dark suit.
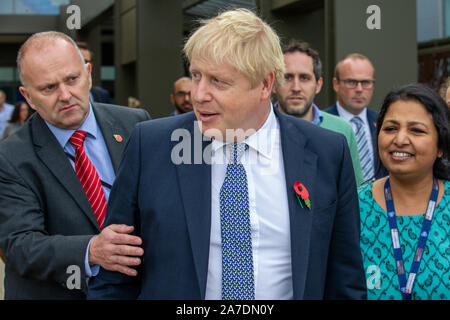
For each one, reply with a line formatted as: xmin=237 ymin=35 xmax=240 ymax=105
xmin=0 ymin=31 xmax=149 ymax=299
xmin=88 ymin=9 xmax=366 ymax=300
xmin=325 ymin=54 xmax=387 ymax=180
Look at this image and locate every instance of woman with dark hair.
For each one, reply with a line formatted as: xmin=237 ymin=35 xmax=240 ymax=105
xmin=1 ymin=101 xmax=31 ymax=141
xmin=359 ymin=83 xmax=449 ymax=300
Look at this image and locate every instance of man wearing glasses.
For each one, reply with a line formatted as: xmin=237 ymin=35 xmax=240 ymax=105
xmin=325 ymin=54 xmax=386 ymax=181
xmin=170 ymin=76 xmax=193 ymax=115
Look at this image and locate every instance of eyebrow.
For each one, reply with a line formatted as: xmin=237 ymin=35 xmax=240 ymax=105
xmin=64 ymin=72 xmax=80 ymax=81
xmin=37 ymin=81 xmax=56 ymax=90
xmin=37 ymin=72 xmax=80 ymax=90
xmin=285 ymin=72 xmax=311 ymax=76
xmin=383 ymin=119 xmax=429 ymax=128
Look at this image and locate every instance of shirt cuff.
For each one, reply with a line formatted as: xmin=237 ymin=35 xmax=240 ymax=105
xmin=85 ymin=236 xmax=100 ymax=277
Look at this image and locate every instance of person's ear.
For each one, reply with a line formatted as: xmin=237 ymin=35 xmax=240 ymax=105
xmin=332 ymin=77 xmax=339 ymax=93
xmin=85 ymin=62 xmax=92 ymax=90
xmin=315 ymin=77 xmax=323 ymax=94
xmin=19 ymin=86 xmax=37 ymax=111
xmin=261 ymin=72 xmax=275 ymax=100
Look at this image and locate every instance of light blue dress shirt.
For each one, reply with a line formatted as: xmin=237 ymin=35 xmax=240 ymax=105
xmin=45 ymin=103 xmax=115 ymax=277
xmin=272 ymin=102 xmax=323 ymax=125
xmin=311 ymin=104 xmax=323 ymax=125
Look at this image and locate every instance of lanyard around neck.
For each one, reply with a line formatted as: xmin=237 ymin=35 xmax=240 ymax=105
xmin=384 ymin=177 xmax=439 ymax=300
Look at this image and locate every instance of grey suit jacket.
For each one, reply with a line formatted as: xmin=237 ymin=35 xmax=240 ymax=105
xmin=0 ymin=103 xmax=150 ymax=299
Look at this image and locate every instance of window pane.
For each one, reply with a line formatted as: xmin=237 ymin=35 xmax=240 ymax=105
xmin=101 ymin=66 xmax=115 ymax=81
xmin=13 ymin=0 xmax=70 ymax=15
xmin=417 ymin=0 xmax=444 ymax=42
xmin=445 ymin=0 xmax=450 ymax=37
xmin=0 ymin=68 xmax=15 ymax=82
xmin=0 ymin=0 xmax=14 ymax=14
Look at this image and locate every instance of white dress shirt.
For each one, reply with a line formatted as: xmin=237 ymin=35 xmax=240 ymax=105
xmin=335 ymin=102 xmax=374 ymax=161
xmin=205 ymin=106 xmax=293 ymax=300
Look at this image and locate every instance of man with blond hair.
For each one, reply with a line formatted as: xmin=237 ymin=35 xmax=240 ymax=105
xmin=0 ymin=31 xmax=149 ymax=299
xmin=88 ymin=9 xmax=366 ymax=300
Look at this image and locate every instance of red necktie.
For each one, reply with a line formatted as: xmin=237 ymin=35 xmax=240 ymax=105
xmin=70 ymin=130 xmax=106 ymax=229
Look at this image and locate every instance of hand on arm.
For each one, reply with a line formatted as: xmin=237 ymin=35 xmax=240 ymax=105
xmin=89 ymin=224 xmax=144 ymax=276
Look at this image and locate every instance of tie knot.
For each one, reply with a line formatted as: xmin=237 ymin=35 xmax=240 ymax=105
xmin=227 ymin=143 xmax=247 ymax=164
xmin=70 ymin=130 xmax=87 ymax=149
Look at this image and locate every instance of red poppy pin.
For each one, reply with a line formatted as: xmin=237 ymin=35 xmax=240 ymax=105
xmin=113 ymin=134 xmax=123 ymax=142
xmin=293 ymin=181 xmax=311 ymax=210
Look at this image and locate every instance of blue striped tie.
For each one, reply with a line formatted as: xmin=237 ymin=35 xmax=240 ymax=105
xmin=220 ymin=143 xmax=254 ymax=300
xmin=351 ymin=116 xmax=374 ymax=181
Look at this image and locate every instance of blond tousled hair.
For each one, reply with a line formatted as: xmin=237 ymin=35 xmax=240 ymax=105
xmin=183 ymin=9 xmax=285 ymax=89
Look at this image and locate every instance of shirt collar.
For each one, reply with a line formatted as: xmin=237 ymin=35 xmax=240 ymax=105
xmin=273 ymin=101 xmax=322 ymax=125
xmin=336 ymin=101 xmax=368 ymax=123
xmin=45 ymin=103 xmax=99 ymax=149
xmin=211 ymin=104 xmax=277 ymax=161
xmin=312 ymin=104 xmax=323 ymax=125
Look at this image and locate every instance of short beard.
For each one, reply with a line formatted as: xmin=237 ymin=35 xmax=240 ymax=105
xmin=175 ymin=102 xmax=191 ymax=114
xmin=278 ymin=100 xmax=313 ymax=118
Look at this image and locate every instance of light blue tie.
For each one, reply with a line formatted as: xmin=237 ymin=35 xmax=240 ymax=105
xmin=351 ymin=116 xmax=374 ymax=180
xmin=220 ymin=143 xmax=254 ymax=300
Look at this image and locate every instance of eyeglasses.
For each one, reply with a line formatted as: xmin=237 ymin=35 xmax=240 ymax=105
xmin=339 ymin=79 xmax=375 ymax=89
xmin=175 ymin=91 xmax=191 ymax=98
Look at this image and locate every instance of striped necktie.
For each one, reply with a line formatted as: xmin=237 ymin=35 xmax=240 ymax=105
xmin=70 ymin=130 xmax=107 ymax=229
xmin=220 ymin=143 xmax=254 ymax=300
xmin=351 ymin=116 xmax=374 ymax=181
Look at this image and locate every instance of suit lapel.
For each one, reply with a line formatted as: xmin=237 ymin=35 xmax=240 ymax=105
xmin=93 ymin=104 xmax=123 ymax=172
xmin=175 ymin=111 xmax=319 ymax=299
xmin=31 ymin=114 xmax=100 ymax=231
xmin=329 ymin=103 xmax=339 ymax=116
xmin=366 ymin=109 xmax=378 ymax=165
xmin=367 ymin=109 xmax=377 ymax=136
xmin=276 ymin=110 xmax=317 ymax=299
xmin=175 ymin=120 xmax=212 ymax=299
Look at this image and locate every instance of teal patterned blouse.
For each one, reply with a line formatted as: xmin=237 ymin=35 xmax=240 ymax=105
xmin=358 ymin=180 xmax=449 ymax=300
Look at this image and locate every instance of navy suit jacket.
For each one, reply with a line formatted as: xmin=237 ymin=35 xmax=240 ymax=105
xmin=91 ymin=86 xmax=111 ymax=104
xmin=88 ymin=108 xmax=366 ymax=300
xmin=324 ymin=103 xmax=388 ymax=179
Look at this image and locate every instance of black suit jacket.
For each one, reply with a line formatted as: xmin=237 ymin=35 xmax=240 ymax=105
xmin=0 ymin=103 xmax=150 ymax=299
xmin=324 ymin=103 xmax=388 ymax=179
